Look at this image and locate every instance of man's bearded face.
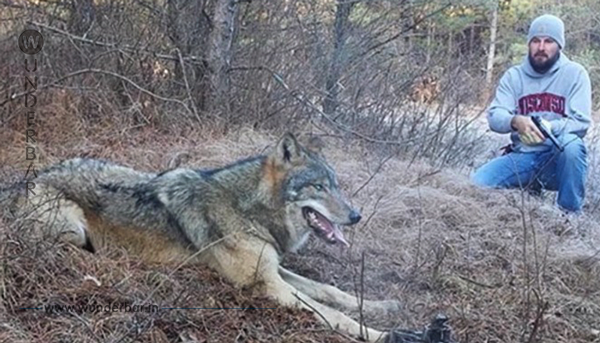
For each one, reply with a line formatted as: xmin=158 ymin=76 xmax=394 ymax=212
xmin=528 ymin=36 xmax=560 ymax=73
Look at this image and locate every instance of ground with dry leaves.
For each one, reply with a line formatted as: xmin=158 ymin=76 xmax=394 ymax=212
xmin=1 ymin=110 xmax=600 ymax=343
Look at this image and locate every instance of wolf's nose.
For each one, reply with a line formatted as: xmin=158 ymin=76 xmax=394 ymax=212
xmin=349 ymin=210 xmax=362 ymax=224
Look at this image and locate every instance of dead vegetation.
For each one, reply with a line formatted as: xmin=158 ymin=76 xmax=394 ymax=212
xmin=1 ymin=1 xmax=599 ymax=341
xmin=1 ymin=126 xmax=600 ymax=343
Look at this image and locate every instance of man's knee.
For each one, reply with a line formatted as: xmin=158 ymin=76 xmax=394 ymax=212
xmin=471 ymin=166 xmax=498 ymax=188
xmin=558 ymin=134 xmax=586 ymax=164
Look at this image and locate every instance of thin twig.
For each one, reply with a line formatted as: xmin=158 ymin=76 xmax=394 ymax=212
xmin=292 ymin=293 xmax=362 ymax=343
xmin=29 ymin=22 xmax=204 ymax=64
xmin=353 ymin=3 xmax=453 ymax=62
xmin=292 ymin=293 xmax=333 ymax=330
xmin=229 ymin=65 xmax=431 ymax=147
xmin=1 ymin=69 xmax=193 ymax=116
xmin=457 ymin=274 xmax=499 ymax=289
xmin=358 ymin=251 xmax=366 ymax=340
xmin=352 ymin=151 xmax=397 ymax=197
xmin=176 ymin=48 xmax=201 ymax=123
xmin=527 ymin=289 xmax=549 ymax=343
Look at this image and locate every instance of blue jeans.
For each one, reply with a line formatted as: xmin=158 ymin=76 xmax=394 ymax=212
xmin=471 ymin=134 xmax=587 ymax=213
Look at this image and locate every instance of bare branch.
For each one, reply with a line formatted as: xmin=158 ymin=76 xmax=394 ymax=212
xmin=1 ymin=69 xmax=194 ymax=117
xmin=29 ymin=21 xmax=204 ymax=64
xmin=176 ymin=48 xmax=201 ymax=123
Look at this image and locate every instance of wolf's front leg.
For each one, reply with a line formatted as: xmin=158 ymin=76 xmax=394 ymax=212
xmin=265 ymin=270 xmax=388 ymax=342
xmin=279 ymin=266 xmax=402 ymax=316
xmin=207 ymin=242 xmax=388 ymax=342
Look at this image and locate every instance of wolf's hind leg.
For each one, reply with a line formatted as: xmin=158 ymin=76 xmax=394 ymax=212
xmin=21 ymin=186 xmax=92 ymax=251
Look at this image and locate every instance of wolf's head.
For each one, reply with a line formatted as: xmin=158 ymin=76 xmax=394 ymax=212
xmin=263 ymin=133 xmax=361 ymax=250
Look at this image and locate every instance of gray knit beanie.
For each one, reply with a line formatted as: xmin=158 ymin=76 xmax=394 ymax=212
xmin=527 ymin=14 xmax=565 ymax=49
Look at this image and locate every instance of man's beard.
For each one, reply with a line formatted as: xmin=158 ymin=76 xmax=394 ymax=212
xmin=528 ymin=51 xmax=560 ymax=74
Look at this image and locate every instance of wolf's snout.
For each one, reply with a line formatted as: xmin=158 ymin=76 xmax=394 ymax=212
xmin=348 ymin=210 xmax=361 ymax=225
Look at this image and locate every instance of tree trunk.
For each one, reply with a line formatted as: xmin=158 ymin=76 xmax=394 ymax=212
xmin=469 ymin=24 xmax=475 ymax=56
xmin=485 ymin=2 xmax=499 ymax=100
xmin=323 ymin=0 xmax=355 ymax=115
xmin=167 ymin=0 xmax=212 ymax=114
xmin=206 ymin=0 xmax=239 ymax=117
xmin=426 ymin=25 xmax=434 ymax=64
xmin=446 ymin=33 xmax=453 ymax=65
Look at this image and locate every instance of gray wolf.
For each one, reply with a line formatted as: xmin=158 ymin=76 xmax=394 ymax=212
xmin=2 ymin=133 xmax=401 ymax=342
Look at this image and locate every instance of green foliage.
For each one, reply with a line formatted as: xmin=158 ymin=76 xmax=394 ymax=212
xmin=507 ymin=40 xmax=527 ymax=65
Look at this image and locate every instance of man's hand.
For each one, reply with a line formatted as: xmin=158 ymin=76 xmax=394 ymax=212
xmin=511 ymin=115 xmax=545 ymax=145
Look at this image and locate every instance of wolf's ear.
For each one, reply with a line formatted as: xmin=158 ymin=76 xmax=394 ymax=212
xmin=274 ymin=132 xmax=304 ymax=164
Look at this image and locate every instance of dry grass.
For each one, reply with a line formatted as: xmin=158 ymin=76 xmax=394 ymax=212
xmin=0 ymin=231 xmax=340 ymax=343
xmin=1 ymin=118 xmax=600 ymax=342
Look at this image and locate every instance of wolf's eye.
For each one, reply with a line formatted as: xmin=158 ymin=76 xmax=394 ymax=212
xmin=312 ymin=184 xmax=324 ymax=191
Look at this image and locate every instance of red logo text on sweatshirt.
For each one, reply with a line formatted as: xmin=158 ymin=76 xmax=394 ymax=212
xmin=518 ymin=92 xmax=566 ymax=116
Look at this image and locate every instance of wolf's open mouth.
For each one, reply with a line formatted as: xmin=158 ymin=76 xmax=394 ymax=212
xmin=302 ymin=207 xmax=349 ymax=247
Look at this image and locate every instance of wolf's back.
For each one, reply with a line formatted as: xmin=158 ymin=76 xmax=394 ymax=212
xmin=31 ymin=158 xmax=156 ymax=210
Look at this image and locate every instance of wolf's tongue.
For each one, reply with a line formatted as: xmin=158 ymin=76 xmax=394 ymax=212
xmin=332 ymin=225 xmax=349 ymax=247
xmin=314 ymin=211 xmax=349 ymax=247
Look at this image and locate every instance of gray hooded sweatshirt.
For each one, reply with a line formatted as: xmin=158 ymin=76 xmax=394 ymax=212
xmin=487 ymin=53 xmax=592 ymax=152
